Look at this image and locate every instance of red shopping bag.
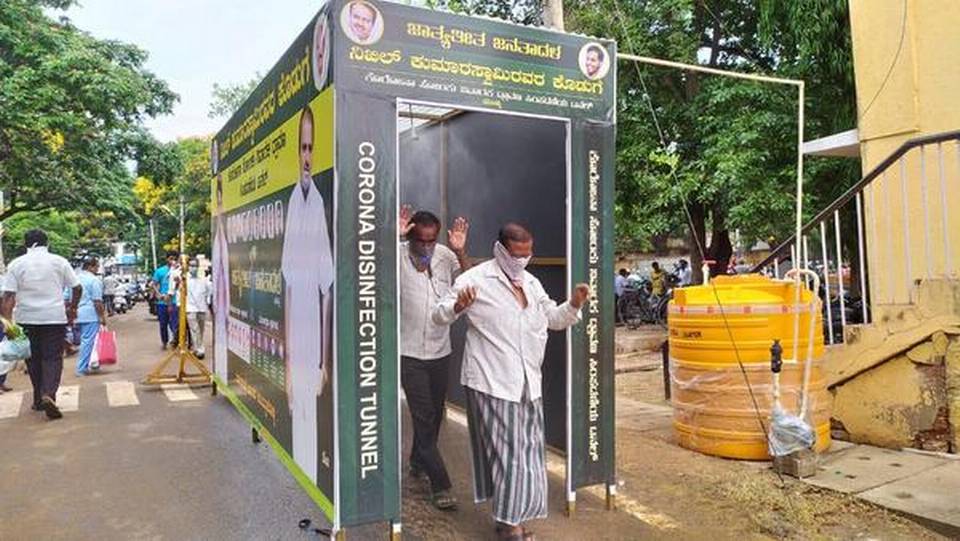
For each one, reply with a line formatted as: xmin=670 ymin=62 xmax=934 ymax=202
xmin=95 ymin=328 xmax=118 ymax=365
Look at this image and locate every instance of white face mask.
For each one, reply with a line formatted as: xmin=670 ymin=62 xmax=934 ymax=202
xmin=494 ymin=241 xmax=531 ymax=286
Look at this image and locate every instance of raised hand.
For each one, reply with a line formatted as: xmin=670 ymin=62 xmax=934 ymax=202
xmin=399 ymin=204 xmax=415 ymax=238
xmin=454 ymin=286 xmax=477 ymax=313
xmin=448 ymin=216 xmax=469 ymax=254
xmin=570 ymin=283 xmax=590 ymax=309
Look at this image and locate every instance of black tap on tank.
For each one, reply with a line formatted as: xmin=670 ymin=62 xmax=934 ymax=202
xmin=770 ymin=339 xmax=783 ymax=374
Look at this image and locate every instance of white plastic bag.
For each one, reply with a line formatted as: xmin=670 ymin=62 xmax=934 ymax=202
xmin=89 ymin=336 xmax=100 ymax=370
xmin=768 ymin=404 xmax=815 ymax=457
xmin=0 ymin=336 xmax=31 ymax=375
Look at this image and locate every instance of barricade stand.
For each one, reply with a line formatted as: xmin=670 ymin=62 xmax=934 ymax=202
xmin=143 ymin=256 xmax=213 ymax=389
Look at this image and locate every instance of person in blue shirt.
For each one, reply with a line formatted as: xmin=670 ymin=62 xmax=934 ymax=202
xmin=75 ymin=256 xmax=106 ymax=376
xmin=151 ymin=251 xmax=179 ymax=349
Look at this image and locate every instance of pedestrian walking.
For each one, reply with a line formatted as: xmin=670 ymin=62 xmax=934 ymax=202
xmin=166 ymin=256 xmax=183 ymax=346
xmin=0 ymin=229 xmax=81 ymax=420
xmin=650 ymin=261 xmax=666 ymax=297
xmin=74 ymin=257 xmax=107 ymax=376
xmin=614 ymin=268 xmax=628 ymax=323
xmin=150 ymin=251 xmax=179 ymax=349
xmin=398 ymin=206 xmax=471 ymax=511
xmin=0 ymin=274 xmax=9 ymax=393
xmin=433 ymin=223 xmax=589 ymax=541
xmin=185 ymin=259 xmax=211 ymax=358
xmin=102 ymin=271 xmax=119 ymax=316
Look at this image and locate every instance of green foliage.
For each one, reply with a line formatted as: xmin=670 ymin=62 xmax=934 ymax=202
xmin=427 ymin=0 xmax=544 ymax=25
xmin=566 ymin=0 xmax=858 ymax=261
xmin=208 ymin=75 xmax=260 ymax=119
xmin=2 ymin=210 xmax=80 ymax=259
xmin=131 ymin=136 xmax=212 ymax=263
xmin=0 ymin=0 xmax=176 ymax=263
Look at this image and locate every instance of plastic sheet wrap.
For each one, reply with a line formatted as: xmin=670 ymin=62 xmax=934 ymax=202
xmin=666 ymin=274 xmax=831 ymax=460
xmin=669 ymin=359 xmax=830 ymax=460
xmin=768 ymin=404 xmax=815 ymax=456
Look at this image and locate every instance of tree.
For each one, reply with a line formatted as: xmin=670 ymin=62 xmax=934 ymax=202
xmin=132 ymin=136 xmax=212 ymax=258
xmin=426 ymin=0 xmax=544 ymax=25
xmin=208 ymin=75 xmax=260 ymax=119
xmin=0 ymin=0 xmax=177 ymax=224
xmin=566 ymin=0 xmax=857 ymax=278
xmin=2 ymin=210 xmax=80 ymax=260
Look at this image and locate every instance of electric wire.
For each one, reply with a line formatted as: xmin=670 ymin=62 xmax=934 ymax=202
xmin=611 ymin=0 xmax=793 ymax=485
xmin=858 ymin=0 xmax=908 ymax=122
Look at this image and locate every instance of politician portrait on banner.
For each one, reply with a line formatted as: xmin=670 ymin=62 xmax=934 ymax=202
xmin=341 ymin=0 xmax=384 ymax=46
xmin=579 ymin=43 xmax=611 ymax=81
xmin=281 ymin=104 xmax=335 ymax=484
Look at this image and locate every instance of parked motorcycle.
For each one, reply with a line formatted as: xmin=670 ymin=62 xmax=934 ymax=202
xmin=113 ymin=291 xmax=129 ymax=315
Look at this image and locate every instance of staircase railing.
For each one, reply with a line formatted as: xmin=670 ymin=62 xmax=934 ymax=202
xmin=751 ymin=129 xmax=960 ymax=344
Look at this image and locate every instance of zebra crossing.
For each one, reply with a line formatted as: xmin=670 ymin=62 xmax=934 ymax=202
xmin=0 ymin=380 xmax=206 ymax=420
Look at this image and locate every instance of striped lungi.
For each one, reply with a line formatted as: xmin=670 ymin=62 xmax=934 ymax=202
xmin=464 ymin=385 xmax=548 ymax=526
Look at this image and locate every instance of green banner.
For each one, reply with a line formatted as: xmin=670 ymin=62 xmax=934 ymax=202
xmin=333 ymin=0 xmax=615 ymax=121
xmin=210 ymin=3 xmax=337 ymax=523
xmin=569 ymin=121 xmax=617 ymax=490
xmin=334 ymin=91 xmax=401 ymax=527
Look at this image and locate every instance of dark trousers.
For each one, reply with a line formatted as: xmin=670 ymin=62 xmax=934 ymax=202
xmin=104 ymin=294 xmax=115 ymax=316
xmin=22 ymin=324 xmax=66 ymax=405
xmin=157 ymin=303 xmax=179 ymax=345
xmin=401 ymin=355 xmax=452 ymax=493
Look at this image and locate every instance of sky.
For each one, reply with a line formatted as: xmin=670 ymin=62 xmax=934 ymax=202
xmin=59 ymin=1 xmax=327 ymax=142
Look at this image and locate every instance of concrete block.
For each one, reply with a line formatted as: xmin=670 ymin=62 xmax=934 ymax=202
xmin=773 ymin=449 xmax=817 ymax=478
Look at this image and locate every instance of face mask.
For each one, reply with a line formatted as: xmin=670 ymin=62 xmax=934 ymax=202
xmin=494 ymin=241 xmax=531 ymax=286
xmin=409 ymin=241 xmax=435 ymax=268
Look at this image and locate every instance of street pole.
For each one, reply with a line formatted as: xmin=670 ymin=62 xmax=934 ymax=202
xmin=149 ymin=217 xmax=158 ymax=271
xmin=179 ymin=195 xmax=185 ymax=256
xmin=543 ymin=0 xmax=564 ymax=31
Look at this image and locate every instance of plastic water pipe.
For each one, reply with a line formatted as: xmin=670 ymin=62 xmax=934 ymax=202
xmin=785 ymin=268 xmax=820 ymax=419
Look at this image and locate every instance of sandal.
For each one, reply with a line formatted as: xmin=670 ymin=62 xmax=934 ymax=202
xmin=431 ymin=490 xmax=457 ymax=511
xmin=522 ymin=528 xmax=535 ymax=540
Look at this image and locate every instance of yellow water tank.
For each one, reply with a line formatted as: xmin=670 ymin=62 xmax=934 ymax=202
xmin=668 ymin=274 xmax=831 ymax=460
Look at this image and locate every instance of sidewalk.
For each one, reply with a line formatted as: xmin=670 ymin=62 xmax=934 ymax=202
xmin=804 ymin=442 xmax=960 ymax=538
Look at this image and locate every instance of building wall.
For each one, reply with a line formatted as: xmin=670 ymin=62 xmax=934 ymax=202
xmin=850 ymin=0 xmax=960 ymax=306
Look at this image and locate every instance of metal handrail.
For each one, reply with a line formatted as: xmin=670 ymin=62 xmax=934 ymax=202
xmin=752 ymin=129 xmax=960 ymax=271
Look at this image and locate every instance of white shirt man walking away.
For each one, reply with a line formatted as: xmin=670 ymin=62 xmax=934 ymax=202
xmin=433 ymin=223 xmax=589 ymax=541
xmin=0 ymin=229 xmax=81 ymax=420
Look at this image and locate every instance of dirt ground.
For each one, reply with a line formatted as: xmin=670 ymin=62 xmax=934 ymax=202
xmin=611 ymin=325 xmax=944 ymax=540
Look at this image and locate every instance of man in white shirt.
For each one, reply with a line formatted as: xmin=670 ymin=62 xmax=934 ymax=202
xmin=0 ymin=229 xmax=82 ymax=420
xmin=281 ymin=105 xmax=334 ymax=484
xmin=433 ymin=223 xmax=589 ymax=539
xmin=614 ymin=268 xmax=628 ymax=323
xmin=398 ymin=205 xmax=470 ymax=510
xmin=102 ymin=272 xmax=120 ymax=316
xmin=678 ymin=259 xmax=693 ymax=287
xmin=185 ymin=260 xmax=212 ymax=358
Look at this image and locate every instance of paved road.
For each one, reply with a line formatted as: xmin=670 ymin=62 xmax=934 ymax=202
xmin=0 ymin=305 xmax=329 ymax=541
xmin=0 ymin=304 xmax=663 ymax=540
